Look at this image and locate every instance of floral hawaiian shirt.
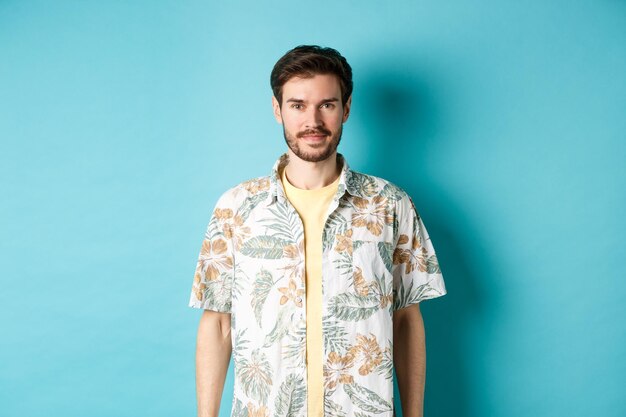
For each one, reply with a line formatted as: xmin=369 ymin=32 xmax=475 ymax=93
xmin=189 ymin=152 xmax=447 ymax=417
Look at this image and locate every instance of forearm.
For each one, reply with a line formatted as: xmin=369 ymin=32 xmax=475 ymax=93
xmin=196 ymin=311 xmax=233 ymax=417
xmin=393 ymin=306 xmax=426 ymax=417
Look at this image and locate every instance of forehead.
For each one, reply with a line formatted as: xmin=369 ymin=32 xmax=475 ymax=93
xmin=282 ymin=73 xmax=342 ymax=101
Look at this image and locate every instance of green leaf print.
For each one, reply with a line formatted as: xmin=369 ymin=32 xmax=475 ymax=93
xmin=379 ymin=183 xmax=404 ymax=201
xmin=426 ymin=254 xmax=441 ymax=274
xmin=237 ymin=192 xmax=268 ymax=222
xmin=324 ymin=398 xmax=347 ymax=417
xmin=273 ymin=373 xmax=306 ymax=417
xmin=392 ymin=216 xmax=399 ymax=242
xmin=395 ymin=279 xmax=439 ymax=310
xmin=202 ymin=271 xmax=232 ymax=312
xmin=347 ymin=172 xmax=378 ymax=197
xmin=231 ymin=398 xmax=248 ymax=417
xmin=264 ymin=304 xmax=297 ymax=347
xmin=233 ymin=328 xmax=250 ymax=364
xmin=240 ymin=236 xmax=290 ymax=259
xmin=322 ymin=211 xmax=348 ymax=252
xmin=344 ymin=382 xmax=393 ymax=414
xmin=329 ymin=293 xmax=380 ymax=321
xmin=261 ymin=203 xmax=303 ymax=242
xmin=205 ymin=216 xmax=223 ymax=241
xmin=332 ymin=250 xmax=353 ymax=278
xmin=352 ymin=240 xmax=367 ymax=251
xmin=322 ymin=315 xmax=350 ymax=355
xmin=377 ymin=241 xmax=394 ymax=273
xmin=282 ymin=319 xmax=306 ymax=365
xmin=251 ymin=269 xmax=276 ymax=327
xmin=238 ymin=348 xmax=273 ymax=403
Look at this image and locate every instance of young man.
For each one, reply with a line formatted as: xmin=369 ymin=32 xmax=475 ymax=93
xmin=189 ymin=45 xmax=447 ymax=417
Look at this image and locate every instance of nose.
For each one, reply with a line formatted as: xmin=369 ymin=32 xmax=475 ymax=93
xmin=304 ymin=106 xmax=323 ymax=129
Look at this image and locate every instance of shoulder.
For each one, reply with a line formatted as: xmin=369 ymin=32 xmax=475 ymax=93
xmin=348 ymin=170 xmax=418 ymax=222
xmin=213 ymin=175 xmax=272 ymax=209
xmin=348 ymin=170 xmax=411 ymax=203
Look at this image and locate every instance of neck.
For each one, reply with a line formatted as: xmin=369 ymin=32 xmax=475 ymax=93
xmin=284 ymin=150 xmax=341 ymax=190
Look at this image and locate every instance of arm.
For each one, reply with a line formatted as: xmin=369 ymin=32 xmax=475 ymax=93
xmin=393 ymin=303 xmax=426 ymax=417
xmin=196 ymin=309 xmax=233 ymax=417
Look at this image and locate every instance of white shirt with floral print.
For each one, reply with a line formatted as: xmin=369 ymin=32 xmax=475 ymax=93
xmin=189 ymin=152 xmax=447 ymax=417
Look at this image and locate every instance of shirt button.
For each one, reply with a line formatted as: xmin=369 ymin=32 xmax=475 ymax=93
xmin=296 ymin=297 xmax=302 ymax=303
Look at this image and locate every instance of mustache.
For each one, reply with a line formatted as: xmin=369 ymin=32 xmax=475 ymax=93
xmin=297 ymin=128 xmax=331 ymax=138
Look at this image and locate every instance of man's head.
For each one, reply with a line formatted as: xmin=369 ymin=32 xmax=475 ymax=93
xmin=270 ymin=45 xmax=353 ymax=163
xmin=270 ymin=45 xmax=353 ymax=106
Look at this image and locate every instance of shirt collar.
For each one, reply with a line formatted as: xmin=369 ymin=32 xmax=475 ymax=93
xmin=265 ymin=152 xmax=360 ymax=206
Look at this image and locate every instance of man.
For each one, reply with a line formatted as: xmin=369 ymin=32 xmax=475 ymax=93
xmin=189 ymin=45 xmax=447 ymax=417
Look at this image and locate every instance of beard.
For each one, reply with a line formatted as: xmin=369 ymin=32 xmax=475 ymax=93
xmin=282 ymin=124 xmax=343 ymax=163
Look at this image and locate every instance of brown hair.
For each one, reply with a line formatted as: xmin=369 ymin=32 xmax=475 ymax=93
xmin=270 ymin=45 xmax=353 ymax=106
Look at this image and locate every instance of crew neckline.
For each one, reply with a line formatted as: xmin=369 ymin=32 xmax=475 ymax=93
xmin=280 ymin=165 xmax=340 ymax=195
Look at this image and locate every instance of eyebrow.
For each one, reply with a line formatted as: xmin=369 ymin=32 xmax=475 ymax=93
xmin=285 ymin=98 xmax=340 ymax=104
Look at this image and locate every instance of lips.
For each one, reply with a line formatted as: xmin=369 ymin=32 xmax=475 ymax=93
xmin=302 ymin=134 xmax=326 ymax=140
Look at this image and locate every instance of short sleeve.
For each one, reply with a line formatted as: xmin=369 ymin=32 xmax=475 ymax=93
xmin=391 ymin=194 xmax=447 ymax=311
xmin=188 ymin=193 xmax=235 ymax=313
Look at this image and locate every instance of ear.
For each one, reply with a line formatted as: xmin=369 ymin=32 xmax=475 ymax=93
xmin=342 ymin=95 xmax=352 ymax=123
xmin=272 ymin=96 xmax=283 ymax=124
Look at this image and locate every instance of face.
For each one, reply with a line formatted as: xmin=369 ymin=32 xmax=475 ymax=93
xmin=272 ymin=73 xmax=352 ymax=163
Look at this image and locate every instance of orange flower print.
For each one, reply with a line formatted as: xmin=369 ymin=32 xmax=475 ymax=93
xmin=324 ymin=351 xmax=355 ymax=390
xmin=211 ymin=207 xmax=251 ymax=251
xmin=193 ymin=278 xmax=206 ymax=301
xmin=334 ymin=228 xmax=353 ymax=255
xmin=223 ymin=214 xmax=252 ymax=250
xmin=197 ymin=238 xmax=233 ymax=280
xmin=247 ymin=402 xmax=269 ymax=417
xmin=353 ymin=267 xmax=370 ymax=296
xmin=393 ymin=234 xmax=428 ymax=274
xmin=379 ymin=292 xmax=393 ymax=309
xmin=351 ymin=195 xmax=393 ymax=236
xmin=242 ymin=177 xmax=270 ymax=195
xmin=347 ymin=333 xmax=383 ymax=376
xmin=279 ymin=240 xmax=305 ymax=286
xmin=214 ymin=208 xmax=234 ymax=220
xmin=277 ymin=278 xmax=304 ymax=308
xmin=282 ymin=243 xmax=300 ymax=259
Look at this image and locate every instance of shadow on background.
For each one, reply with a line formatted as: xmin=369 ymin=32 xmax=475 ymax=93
xmin=359 ymin=60 xmax=486 ymax=417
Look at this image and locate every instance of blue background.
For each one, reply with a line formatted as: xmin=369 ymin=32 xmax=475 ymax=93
xmin=1 ymin=1 xmax=624 ymax=416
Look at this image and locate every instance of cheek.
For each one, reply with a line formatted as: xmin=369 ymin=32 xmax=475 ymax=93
xmin=282 ymin=116 xmax=301 ymax=130
xmin=283 ymin=110 xmax=302 ymax=122
xmin=325 ymin=113 xmax=344 ymax=127
xmin=282 ymin=117 xmax=305 ymax=135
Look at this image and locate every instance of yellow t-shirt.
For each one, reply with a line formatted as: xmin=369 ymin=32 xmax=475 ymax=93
xmin=280 ymin=165 xmax=340 ymax=417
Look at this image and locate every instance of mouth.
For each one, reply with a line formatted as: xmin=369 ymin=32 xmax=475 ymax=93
xmin=298 ymin=130 xmax=330 ymax=143
xmin=301 ymin=134 xmax=326 ymax=141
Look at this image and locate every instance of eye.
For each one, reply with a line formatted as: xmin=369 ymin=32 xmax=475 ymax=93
xmin=291 ymin=103 xmax=303 ymax=109
xmin=321 ymin=103 xmax=336 ymax=109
